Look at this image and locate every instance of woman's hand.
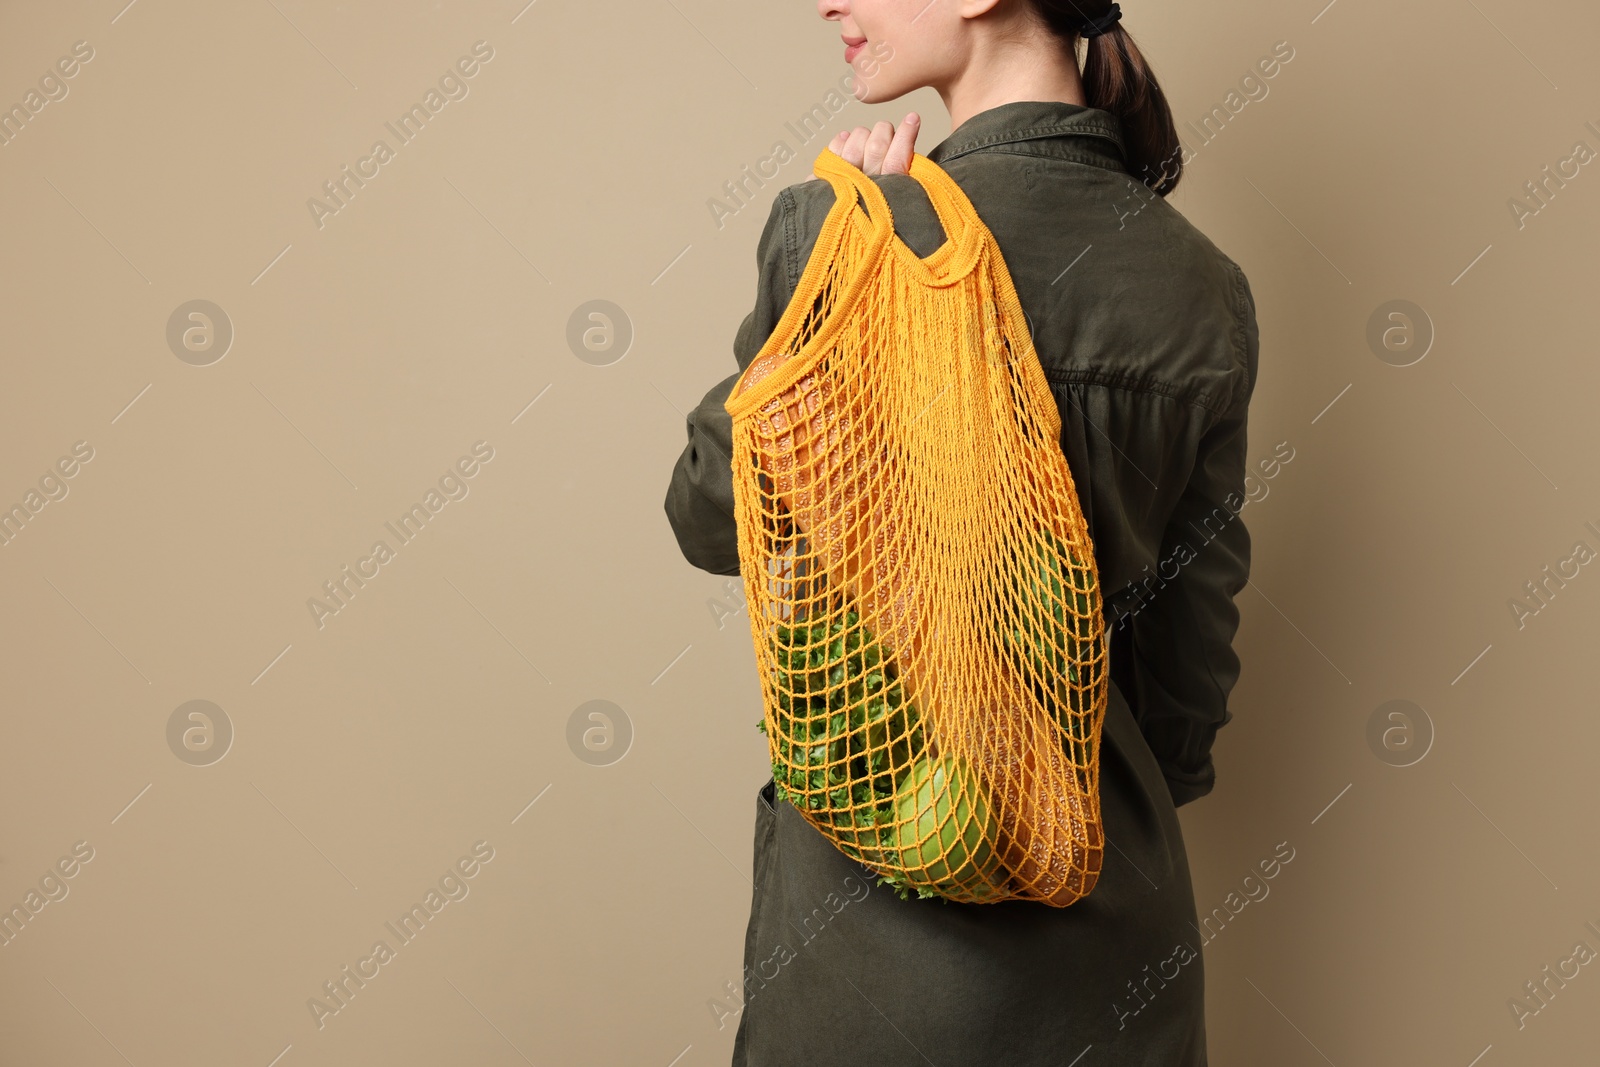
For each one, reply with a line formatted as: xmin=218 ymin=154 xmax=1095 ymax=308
xmin=805 ymin=113 xmax=921 ymax=179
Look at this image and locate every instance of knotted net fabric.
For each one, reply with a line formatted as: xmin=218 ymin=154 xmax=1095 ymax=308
xmin=724 ymin=147 xmax=1109 ymax=906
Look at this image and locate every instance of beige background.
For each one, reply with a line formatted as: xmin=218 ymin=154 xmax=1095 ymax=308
xmin=1 ymin=0 xmax=1597 ymax=1063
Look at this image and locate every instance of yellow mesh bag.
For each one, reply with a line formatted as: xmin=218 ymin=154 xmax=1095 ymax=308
xmin=724 ymin=147 xmax=1109 ymax=906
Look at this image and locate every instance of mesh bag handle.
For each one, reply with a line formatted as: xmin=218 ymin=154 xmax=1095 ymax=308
xmin=820 ymin=148 xmax=986 ymax=287
xmin=724 ymin=148 xmax=1109 ymax=906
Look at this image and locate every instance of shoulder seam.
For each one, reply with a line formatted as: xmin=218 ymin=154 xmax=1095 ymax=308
xmin=778 ymin=186 xmax=800 ymax=300
xmin=1040 ymin=368 xmax=1235 ymax=419
xmin=1229 ymin=262 xmax=1252 ymax=410
xmin=934 ymin=122 xmax=1126 ymax=166
xmin=957 ymin=142 xmax=1130 ymax=175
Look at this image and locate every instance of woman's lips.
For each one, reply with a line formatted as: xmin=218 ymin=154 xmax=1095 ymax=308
xmin=843 ymin=37 xmax=866 ymax=62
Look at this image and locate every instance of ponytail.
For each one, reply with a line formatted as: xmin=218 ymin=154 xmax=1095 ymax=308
xmin=1028 ymin=1 xmax=1184 ymax=196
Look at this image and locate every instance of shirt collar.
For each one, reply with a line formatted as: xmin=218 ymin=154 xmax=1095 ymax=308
xmin=924 ymin=100 xmax=1129 ymax=174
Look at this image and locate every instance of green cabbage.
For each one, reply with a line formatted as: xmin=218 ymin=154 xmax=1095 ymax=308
xmin=991 ymin=528 xmax=1103 ymax=768
xmin=759 ymin=607 xmax=923 ymax=868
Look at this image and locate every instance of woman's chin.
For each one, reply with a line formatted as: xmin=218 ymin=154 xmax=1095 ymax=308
xmin=848 ymin=71 xmax=909 ymax=106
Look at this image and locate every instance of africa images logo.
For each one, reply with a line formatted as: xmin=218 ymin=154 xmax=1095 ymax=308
xmin=306 ymin=41 xmax=495 ymax=230
xmin=306 ymin=841 xmax=495 ymax=1030
xmin=306 ymin=441 xmax=494 ymax=630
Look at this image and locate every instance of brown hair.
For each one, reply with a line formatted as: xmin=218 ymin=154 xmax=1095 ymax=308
xmin=1026 ymin=1 xmax=1184 ymax=196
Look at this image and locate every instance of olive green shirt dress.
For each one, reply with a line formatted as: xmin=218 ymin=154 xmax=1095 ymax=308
xmin=663 ymin=100 xmax=1259 ymax=1067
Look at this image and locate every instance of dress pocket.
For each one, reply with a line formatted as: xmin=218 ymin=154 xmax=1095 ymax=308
xmin=733 ymin=779 xmax=781 ymax=1061
xmin=754 ymin=778 xmax=779 ymax=890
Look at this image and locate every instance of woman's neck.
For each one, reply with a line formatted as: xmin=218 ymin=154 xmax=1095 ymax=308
xmin=936 ymin=41 xmax=1088 ymax=132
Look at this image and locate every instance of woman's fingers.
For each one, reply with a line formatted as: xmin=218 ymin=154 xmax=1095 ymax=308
xmin=860 ymin=120 xmax=896 ymax=175
xmin=839 ymin=125 xmax=872 ymax=170
xmin=882 ymin=112 xmax=920 ymax=175
xmin=828 ymin=115 xmax=921 ymax=175
xmin=808 ymin=131 xmax=852 ymax=179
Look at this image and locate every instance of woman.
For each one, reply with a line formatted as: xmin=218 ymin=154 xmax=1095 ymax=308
xmin=664 ymin=0 xmax=1259 ymax=1063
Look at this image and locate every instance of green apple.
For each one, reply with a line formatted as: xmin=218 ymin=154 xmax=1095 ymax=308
xmin=884 ymin=753 xmax=1006 ymax=901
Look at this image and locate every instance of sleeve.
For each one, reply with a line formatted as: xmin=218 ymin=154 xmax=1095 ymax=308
xmin=1112 ymin=266 xmax=1260 ymax=808
xmin=662 ymin=190 xmax=796 ymax=575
